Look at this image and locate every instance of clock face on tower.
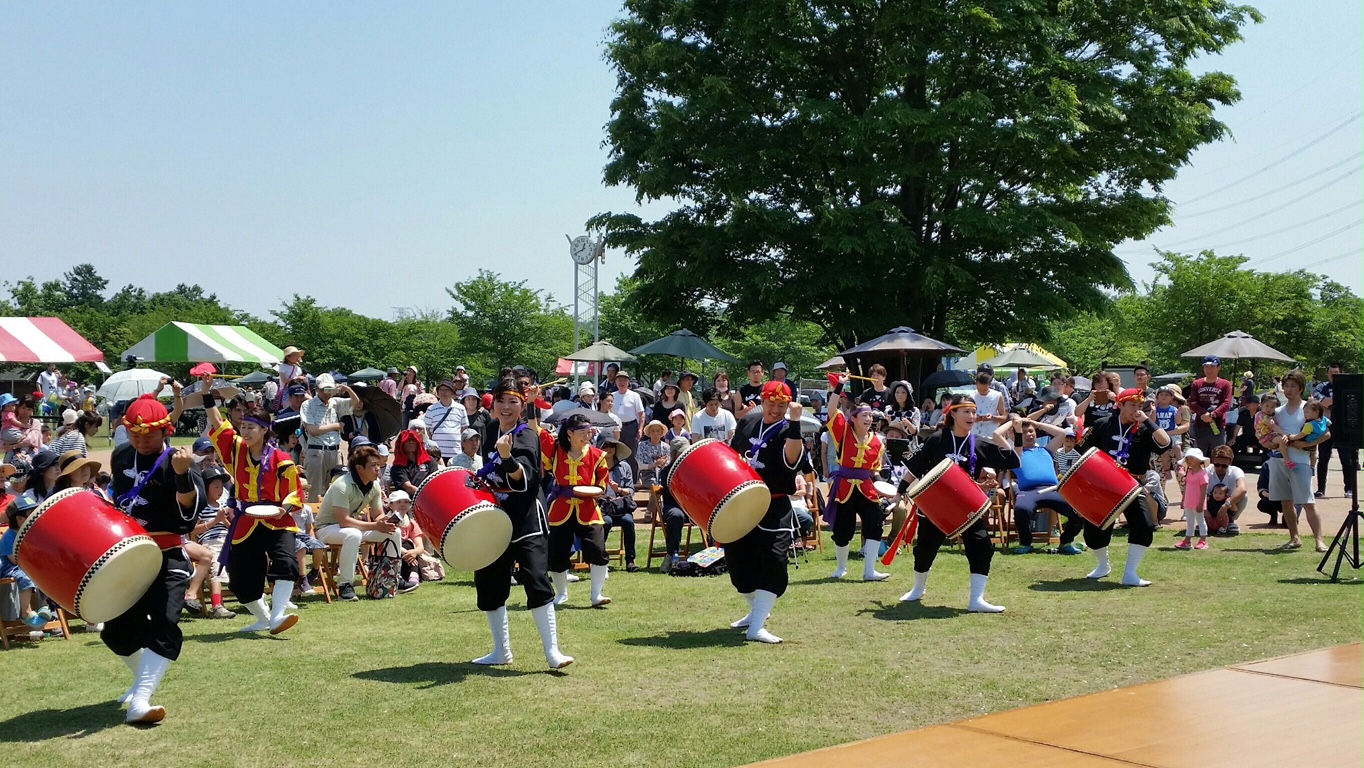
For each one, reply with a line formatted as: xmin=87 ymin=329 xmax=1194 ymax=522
xmin=570 ymin=235 xmax=595 ymax=265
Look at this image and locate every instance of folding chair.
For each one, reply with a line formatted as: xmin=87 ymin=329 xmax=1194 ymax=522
xmin=0 ymin=578 xmax=70 ymax=649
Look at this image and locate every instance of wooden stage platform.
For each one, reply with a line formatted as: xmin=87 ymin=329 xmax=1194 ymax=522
xmin=750 ymin=644 xmax=1362 ymax=767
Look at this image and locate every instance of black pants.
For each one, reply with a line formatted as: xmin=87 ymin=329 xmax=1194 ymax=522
xmin=1082 ymin=495 xmax=1155 ymax=549
xmin=474 ymin=534 xmax=554 ymax=611
xmin=725 ymin=500 xmax=792 ymax=597
xmin=601 ymin=509 xmax=637 ymax=564
xmin=913 ymin=514 xmax=993 ymax=575
xmin=1316 ymin=435 xmax=1360 ymax=495
xmin=1014 ymin=489 xmax=1082 ymax=547
xmin=830 ymin=490 xmax=885 ymax=546
xmin=101 ymin=548 xmax=190 ymax=661
xmin=548 ymin=520 xmax=608 ymax=571
xmin=227 ymin=526 xmax=298 ymax=604
xmin=663 ymin=505 xmax=689 ymax=555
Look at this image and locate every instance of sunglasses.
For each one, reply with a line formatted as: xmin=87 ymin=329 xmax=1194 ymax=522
xmin=1213 ymin=462 xmax=1230 ymax=468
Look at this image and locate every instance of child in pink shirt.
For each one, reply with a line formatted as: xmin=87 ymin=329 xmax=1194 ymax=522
xmin=1177 ymin=448 xmax=1210 ymax=550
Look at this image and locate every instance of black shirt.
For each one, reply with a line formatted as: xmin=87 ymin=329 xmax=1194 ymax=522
xmin=729 ymin=410 xmax=802 ymax=496
xmin=738 ymin=383 xmax=764 ymax=410
xmin=1079 ymin=414 xmax=1169 ymax=473
xmin=858 ymin=386 xmax=890 ymax=412
xmin=481 ymin=420 xmax=545 ymax=540
xmin=390 ymin=458 xmax=440 ymax=493
xmin=1087 ymin=401 xmax=1116 ymax=420
xmin=651 ymin=400 xmax=682 ymax=426
xmin=905 ymin=429 xmax=1020 ymax=489
xmin=111 ymin=443 xmax=201 ymax=535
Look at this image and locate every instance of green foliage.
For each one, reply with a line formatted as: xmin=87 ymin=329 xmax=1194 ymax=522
xmin=715 ymin=315 xmax=836 ymax=382
xmin=592 ymin=0 xmax=1261 ymax=349
xmin=446 ymin=270 xmax=574 ymax=382
xmin=1045 ymin=298 xmax=1154 ymax=376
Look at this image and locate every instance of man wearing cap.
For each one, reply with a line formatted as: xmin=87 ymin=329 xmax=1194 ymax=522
xmin=611 ymin=371 xmax=647 ymax=471
xmin=1073 ymin=388 xmax=1171 ymax=587
xmin=300 ymin=374 xmax=359 ymax=502
xmin=380 ymin=368 xmax=400 ymax=400
xmin=447 ymin=428 xmax=484 ymax=471
xmin=424 ymin=379 xmax=471 ymax=465
xmin=726 ymin=380 xmax=806 ymax=643
xmin=107 ymin=394 xmax=204 ymax=724
xmin=1189 ymin=356 xmax=1233 ymax=456
xmin=771 ymin=362 xmax=795 ymax=401
xmin=276 ymin=385 xmax=308 ymax=422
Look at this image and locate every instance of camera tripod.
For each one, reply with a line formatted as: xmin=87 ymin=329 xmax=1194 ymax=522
xmin=1317 ymin=459 xmax=1361 ymax=582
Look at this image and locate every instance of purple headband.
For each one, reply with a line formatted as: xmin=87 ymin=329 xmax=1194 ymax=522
xmin=850 ymin=404 xmax=875 ymax=416
xmin=244 ymin=415 xmax=272 ymax=429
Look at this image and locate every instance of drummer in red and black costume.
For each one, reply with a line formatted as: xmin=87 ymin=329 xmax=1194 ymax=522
xmin=896 ymin=394 xmax=1019 ymax=612
xmin=1073 ymin=387 xmax=1171 ymax=587
xmin=725 ymin=380 xmax=805 ymax=644
xmin=825 ymin=375 xmax=892 ymax=582
xmin=544 ymin=412 xmax=613 ymax=608
xmin=107 ymin=394 xmax=204 ymax=724
xmin=471 ymin=377 xmax=573 ymax=670
xmin=200 ymin=376 xmax=302 ymax=635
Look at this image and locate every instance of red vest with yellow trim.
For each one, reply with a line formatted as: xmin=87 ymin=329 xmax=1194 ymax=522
xmin=544 ymin=444 xmax=609 ymax=526
xmin=828 ymin=410 xmax=885 ymax=502
xmin=210 ymin=421 xmax=302 ymax=543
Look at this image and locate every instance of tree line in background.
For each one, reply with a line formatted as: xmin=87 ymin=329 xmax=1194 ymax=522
xmin=0 ymin=251 xmax=1358 ymax=392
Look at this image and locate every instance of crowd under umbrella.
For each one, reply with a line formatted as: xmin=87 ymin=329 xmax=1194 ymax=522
xmin=543 ymin=406 xmax=621 ymax=428
xmin=839 ymin=326 xmax=965 ymax=393
xmin=1181 ymin=330 xmax=1294 ymax=364
xmin=349 ymin=367 xmax=388 ymax=382
xmin=96 ymin=368 xmax=171 ymax=403
xmin=980 ymin=345 xmax=1060 ymax=371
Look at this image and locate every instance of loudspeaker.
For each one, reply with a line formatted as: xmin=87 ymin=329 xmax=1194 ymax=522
xmin=1330 ymin=373 xmax=1362 ymax=451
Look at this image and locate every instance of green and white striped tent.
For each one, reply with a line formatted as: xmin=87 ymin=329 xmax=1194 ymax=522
xmin=123 ymin=322 xmax=285 ymax=364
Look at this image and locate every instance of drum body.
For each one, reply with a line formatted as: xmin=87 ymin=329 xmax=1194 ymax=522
xmin=413 ymin=467 xmax=513 ymax=572
xmin=14 ymin=488 xmax=163 ymax=624
xmin=666 ymin=439 xmax=771 ymax=543
xmin=904 ymin=459 xmax=990 ymax=538
xmin=1057 ymin=448 xmax=1140 ymax=530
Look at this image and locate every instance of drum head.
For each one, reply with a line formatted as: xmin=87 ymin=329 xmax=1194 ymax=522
xmin=572 ymin=485 xmax=604 ymax=498
xmin=244 ymin=505 xmax=282 ymax=518
xmin=78 ymin=537 xmax=164 ymax=624
xmin=440 ymin=505 xmax=513 ymax=572
xmin=872 ymin=480 xmax=898 ymax=497
xmin=709 ymin=481 xmax=771 ymax=544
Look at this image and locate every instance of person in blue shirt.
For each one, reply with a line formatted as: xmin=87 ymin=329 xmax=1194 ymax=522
xmin=1 ymin=491 xmax=51 ymax=628
xmin=1001 ymin=418 xmax=1084 ymax=555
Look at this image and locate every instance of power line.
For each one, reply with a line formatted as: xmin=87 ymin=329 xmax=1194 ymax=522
xmin=1246 ymin=218 xmax=1364 ymax=267
xmin=1179 ymin=112 xmax=1363 ymax=205
xmin=1294 ymin=247 xmax=1364 ymax=273
xmin=1178 ymin=152 xmax=1364 ymax=218
xmin=1161 ymin=199 xmax=1362 ymax=250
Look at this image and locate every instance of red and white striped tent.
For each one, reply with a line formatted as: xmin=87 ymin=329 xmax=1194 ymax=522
xmin=0 ymin=317 xmax=105 ymax=363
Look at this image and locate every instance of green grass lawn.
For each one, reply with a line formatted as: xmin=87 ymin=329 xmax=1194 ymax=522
xmin=4 ymin=531 xmax=1360 ymax=768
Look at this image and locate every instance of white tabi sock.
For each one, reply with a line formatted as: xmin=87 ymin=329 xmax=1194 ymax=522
xmin=589 ymin=564 xmax=611 ymax=606
xmin=966 ymin=573 xmax=1005 ymax=613
xmin=900 ymin=571 xmax=929 ymax=602
xmin=1122 ymin=543 xmax=1152 ymax=587
xmin=745 ymin=590 xmax=782 ymax=644
xmin=531 ymin=602 xmax=574 ymax=669
xmin=1086 ymin=546 xmax=1112 ymax=579
xmin=125 ymin=650 xmax=170 ymax=725
xmin=861 ymin=539 xmax=889 ymax=581
xmin=552 ymin=571 xmax=569 ymax=606
xmin=471 ymin=606 xmax=513 ymax=665
xmin=117 ymin=650 xmax=142 ymax=705
xmin=240 ymin=599 xmax=271 ymax=632
xmin=831 ymin=544 xmax=850 ymax=579
xmin=730 ymin=592 xmax=756 ymax=629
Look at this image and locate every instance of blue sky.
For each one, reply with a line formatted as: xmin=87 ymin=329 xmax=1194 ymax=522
xmin=1 ymin=1 xmax=1359 ymax=321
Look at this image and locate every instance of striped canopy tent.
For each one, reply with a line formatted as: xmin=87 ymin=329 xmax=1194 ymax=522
xmin=123 ymin=322 xmax=285 ymax=364
xmin=0 ymin=317 xmax=105 ymax=363
xmin=950 ymin=342 xmax=1067 ymax=372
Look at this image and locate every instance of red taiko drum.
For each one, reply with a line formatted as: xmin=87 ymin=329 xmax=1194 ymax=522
xmin=1057 ymin=448 xmax=1141 ymax=530
xmin=413 ymin=467 xmax=512 ymax=572
xmin=14 ymin=488 xmax=163 ymax=624
xmin=666 ymin=439 xmax=771 ymax=544
xmin=904 ymin=459 xmax=991 ymax=538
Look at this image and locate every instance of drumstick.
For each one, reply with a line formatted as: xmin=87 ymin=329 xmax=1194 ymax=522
xmin=539 ymin=377 xmax=569 ymax=388
xmin=880 ymin=503 xmax=917 ymax=566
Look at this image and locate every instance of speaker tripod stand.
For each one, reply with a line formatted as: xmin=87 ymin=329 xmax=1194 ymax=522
xmin=1317 ymin=462 xmax=1361 ymax=582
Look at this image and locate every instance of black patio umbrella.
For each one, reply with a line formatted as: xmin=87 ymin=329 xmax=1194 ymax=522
xmin=920 ymin=369 xmax=975 ymax=391
xmin=349 ymin=367 xmax=387 ymax=382
xmin=543 ymin=406 xmax=621 ymax=428
xmin=840 ymin=326 xmax=964 ymax=357
xmin=352 ymin=386 xmax=404 ymax=441
xmin=235 ymin=370 xmax=273 ymax=386
xmin=628 ymin=329 xmax=739 ymax=362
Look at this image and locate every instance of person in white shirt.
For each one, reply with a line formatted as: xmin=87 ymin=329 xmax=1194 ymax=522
xmin=970 ymin=372 xmax=1007 ymax=439
xmin=611 ymin=371 xmax=647 ymax=470
xmin=690 ymin=388 xmax=738 ymax=443
xmin=300 ymin=374 xmax=358 ymax=502
xmin=423 ymin=379 xmax=470 ymax=464
xmin=37 ymin=364 xmax=61 ymax=398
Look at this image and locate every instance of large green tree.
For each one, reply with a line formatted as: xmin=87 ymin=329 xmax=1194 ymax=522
xmin=446 ymin=270 xmax=574 ymax=382
xmin=592 ymin=0 xmax=1259 ymax=349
